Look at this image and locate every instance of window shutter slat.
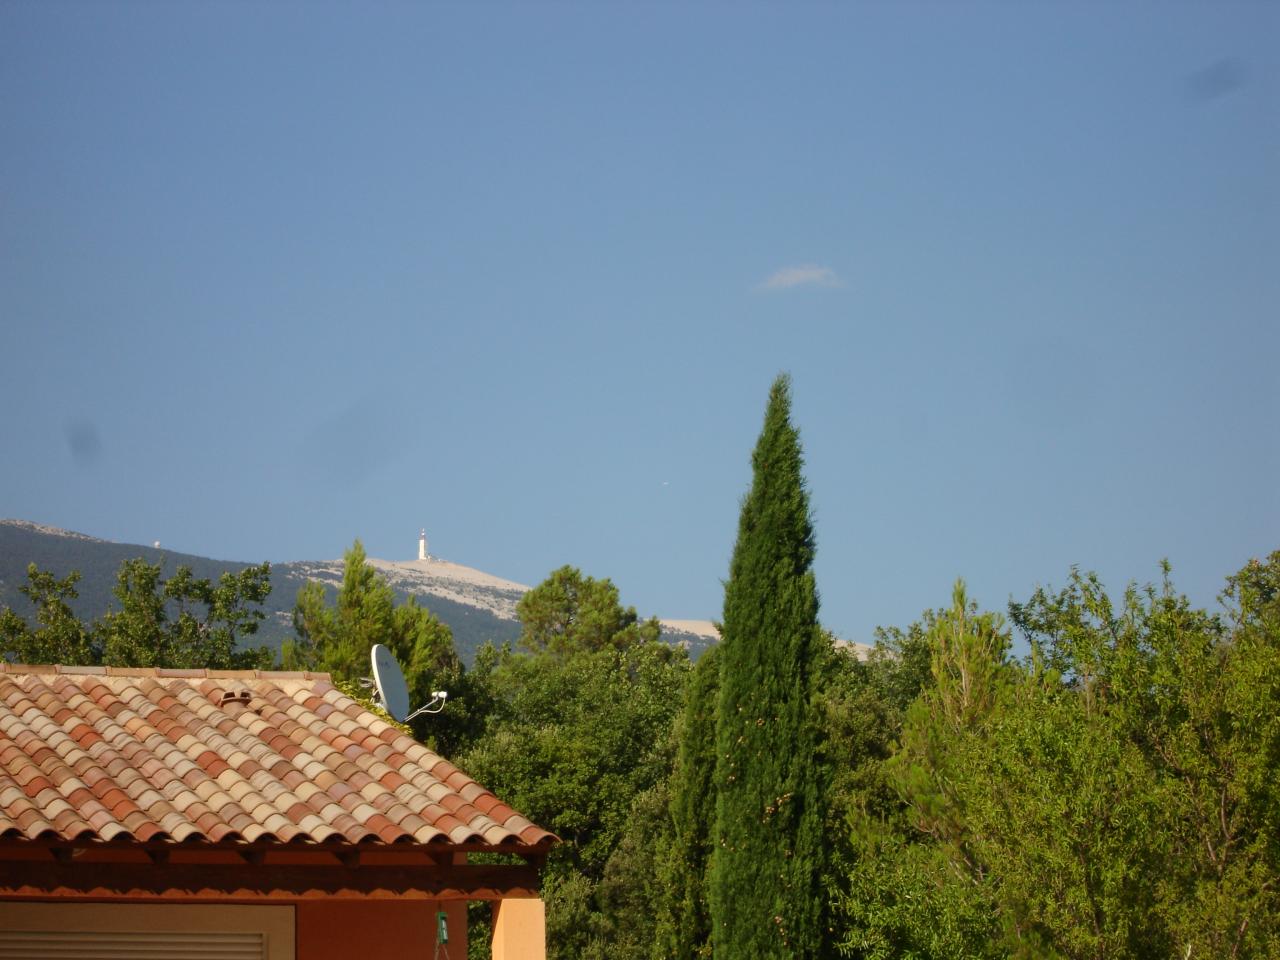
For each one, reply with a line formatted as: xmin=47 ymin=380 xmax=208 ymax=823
xmin=0 ymin=930 xmax=265 ymax=960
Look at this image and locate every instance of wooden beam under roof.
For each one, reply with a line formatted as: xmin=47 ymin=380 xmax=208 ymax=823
xmin=0 ymin=861 xmax=543 ymax=901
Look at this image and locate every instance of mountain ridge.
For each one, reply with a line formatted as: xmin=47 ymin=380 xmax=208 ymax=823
xmin=0 ymin=519 xmax=719 ymax=663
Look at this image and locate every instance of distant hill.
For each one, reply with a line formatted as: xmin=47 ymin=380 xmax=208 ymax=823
xmin=0 ymin=519 xmax=719 ymax=664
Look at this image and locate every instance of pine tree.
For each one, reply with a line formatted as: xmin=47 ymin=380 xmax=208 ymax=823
xmin=286 ymin=540 xmax=462 ymax=747
xmin=709 ymin=374 xmax=828 ymax=958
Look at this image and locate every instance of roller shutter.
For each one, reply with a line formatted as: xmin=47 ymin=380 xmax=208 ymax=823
xmin=0 ymin=930 xmax=264 ymax=959
xmin=0 ymin=905 xmax=292 ymax=960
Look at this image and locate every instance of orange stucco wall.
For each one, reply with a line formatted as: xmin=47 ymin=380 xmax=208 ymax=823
xmin=0 ymin=847 xmax=509 ymax=959
xmin=297 ymin=899 xmax=467 ymax=960
xmin=491 ymin=897 xmax=546 ymax=960
xmin=0 ymin=897 xmax=469 ymax=960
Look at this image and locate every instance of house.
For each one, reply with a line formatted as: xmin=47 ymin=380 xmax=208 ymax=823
xmin=0 ymin=664 xmax=555 ymax=959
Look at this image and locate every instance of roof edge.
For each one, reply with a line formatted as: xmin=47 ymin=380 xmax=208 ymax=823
xmin=0 ymin=664 xmax=333 ymax=681
xmin=0 ymin=835 xmax=557 ymax=854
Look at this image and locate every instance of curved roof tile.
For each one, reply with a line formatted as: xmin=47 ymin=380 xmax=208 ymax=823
xmin=0 ymin=667 xmax=554 ymax=850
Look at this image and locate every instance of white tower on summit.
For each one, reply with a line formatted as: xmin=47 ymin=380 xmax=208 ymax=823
xmin=418 ymin=529 xmax=428 ymax=561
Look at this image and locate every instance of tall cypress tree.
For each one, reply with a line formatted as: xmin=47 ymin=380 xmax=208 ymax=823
xmin=709 ymin=374 xmax=827 ymax=958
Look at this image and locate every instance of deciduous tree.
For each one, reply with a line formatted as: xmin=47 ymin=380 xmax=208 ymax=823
xmin=96 ymin=558 xmax=273 ymax=669
xmin=459 ymin=637 xmax=687 ymax=960
xmin=0 ymin=564 xmax=96 ymax=665
xmin=515 ymin=564 xmax=660 ymax=655
xmin=2 ymin=557 xmax=272 ymax=670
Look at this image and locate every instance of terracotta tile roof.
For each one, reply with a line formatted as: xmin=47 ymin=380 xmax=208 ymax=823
xmin=0 ymin=665 xmax=554 ymax=849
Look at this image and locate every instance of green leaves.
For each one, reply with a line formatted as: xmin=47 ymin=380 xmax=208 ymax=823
xmin=465 ymin=640 xmax=684 ymax=875
xmin=0 ymin=564 xmax=95 ymax=665
xmin=1 ymin=557 xmax=273 ymax=670
xmin=97 ymin=558 xmax=274 ymax=669
xmin=836 ymin=557 xmax=1280 ymax=960
xmin=452 ymin=565 xmax=689 ymax=960
xmin=515 ymin=565 xmax=661 ymax=656
xmin=970 ymin=690 xmax=1171 ymax=958
xmin=458 ymin=634 xmax=688 ymax=960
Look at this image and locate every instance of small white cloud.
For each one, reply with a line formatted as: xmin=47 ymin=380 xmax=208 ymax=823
xmin=759 ymin=264 xmax=843 ymax=291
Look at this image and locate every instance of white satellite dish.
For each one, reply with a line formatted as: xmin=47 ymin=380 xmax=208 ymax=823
xmin=369 ymin=644 xmax=448 ymax=723
xmin=371 ymin=644 xmax=410 ymax=721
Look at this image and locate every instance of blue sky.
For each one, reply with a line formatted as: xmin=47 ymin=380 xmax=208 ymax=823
xmin=2 ymin=1 xmax=1276 ymax=644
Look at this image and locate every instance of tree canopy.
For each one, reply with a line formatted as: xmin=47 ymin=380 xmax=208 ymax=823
xmin=1 ymin=558 xmax=273 ymax=669
xmin=515 ymin=564 xmax=661 ymax=655
xmin=458 ymin=565 xmax=687 ymax=960
xmin=833 ymin=555 xmax=1280 ymax=959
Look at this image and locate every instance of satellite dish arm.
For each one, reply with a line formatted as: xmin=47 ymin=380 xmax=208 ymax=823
xmin=404 ymin=691 xmax=448 ymax=722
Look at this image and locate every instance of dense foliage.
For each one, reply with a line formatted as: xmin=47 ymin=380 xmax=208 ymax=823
xmin=1 ymin=557 xmax=273 ymax=669
xmin=515 ymin=564 xmax=662 ymax=655
xmin=831 ymin=558 xmax=1280 ymax=960
xmin=655 ymin=644 xmax=719 ymax=959
xmin=458 ymin=566 xmax=688 ymax=960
